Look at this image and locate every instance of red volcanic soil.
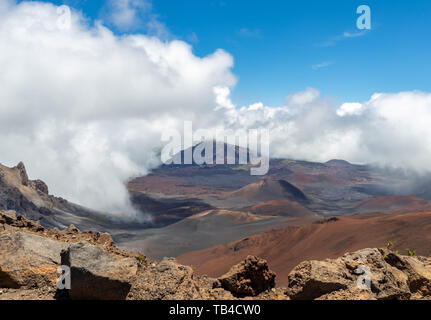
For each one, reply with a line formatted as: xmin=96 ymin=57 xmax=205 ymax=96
xmin=177 ymin=211 xmax=431 ymax=286
xmin=355 ymin=195 xmax=431 ymax=214
xmin=249 ymin=200 xmax=316 ymax=218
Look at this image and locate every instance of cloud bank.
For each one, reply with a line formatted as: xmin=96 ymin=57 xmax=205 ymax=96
xmin=0 ymin=1 xmax=235 ymax=217
xmin=216 ymin=87 xmax=431 ymax=172
xmin=1 ymin=1 xmax=431 ymax=218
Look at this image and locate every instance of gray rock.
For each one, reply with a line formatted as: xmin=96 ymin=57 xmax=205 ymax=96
xmin=0 ymin=230 xmax=68 ymax=289
xmin=61 ymin=243 xmax=138 ymax=300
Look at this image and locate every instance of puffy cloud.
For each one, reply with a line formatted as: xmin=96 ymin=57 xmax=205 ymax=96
xmin=106 ymin=0 xmax=151 ymax=30
xmin=287 ymin=87 xmax=321 ymax=106
xmin=217 ymin=88 xmax=431 ymax=173
xmin=0 ymin=1 xmax=235 ymax=217
xmin=337 ymin=102 xmax=364 ymax=116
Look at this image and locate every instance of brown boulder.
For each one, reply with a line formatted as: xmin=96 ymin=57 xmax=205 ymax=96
xmin=384 ymin=252 xmax=431 ymax=297
xmin=287 ymin=260 xmax=351 ymax=300
xmin=128 ymin=258 xmax=206 ymax=300
xmin=217 ymin=256 xmax=276 ymax=297
xmin=287 ymin=248 xmax=414 ymax=300
xmin=0 ymin=210 xmax=17 ymax=225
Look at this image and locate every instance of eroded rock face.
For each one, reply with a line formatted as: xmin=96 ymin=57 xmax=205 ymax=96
xmin=287 ymin=248 xmax=431 ymax=300
xmin=128 ymin=258 xmax=206 ymax=300
xmin=286 ymin=259 xmax=352 ymax=300
xmin=217 ymin=256 xmax=276 ymax=297
xmin=60 ymin=243 xmax=138 ymax=300
xmin=0 ymin=230 xmax=68 ymax=289
xmin=384 ymin=252 xmax=431 ymax=298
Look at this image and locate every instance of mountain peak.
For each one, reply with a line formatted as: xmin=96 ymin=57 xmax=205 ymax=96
xmin=325 ymin=159 xmax=351 ymax=167
xmin=15 ymin=161 xmax=29 ymax=186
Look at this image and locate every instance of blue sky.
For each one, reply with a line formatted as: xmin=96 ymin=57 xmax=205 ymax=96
xmin=22 ymin=0 xmax=431 ymax=106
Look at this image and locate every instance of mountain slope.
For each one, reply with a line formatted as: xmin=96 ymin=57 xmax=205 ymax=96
xmin=0 ymin=162 xmax=111 ymax=230
xmin=178 ymin=211 xmax=431 ymax=286
xmin=114 ymin=209 xmax=316 ymax=260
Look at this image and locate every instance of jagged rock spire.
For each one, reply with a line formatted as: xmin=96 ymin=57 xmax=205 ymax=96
xmin=15 ymin=161 xmax=29 ymax=186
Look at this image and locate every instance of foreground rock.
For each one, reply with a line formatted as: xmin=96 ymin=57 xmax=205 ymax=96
xmin=61 ymin=243 xmax=138 ymax=300
xmin=0 ymin=230 xmax=68 ymax=289
xmin=217 ymin=256 xmax=276 ymax=297
xmin=128 ymin=258 xmax=226 ymax=300
xmin=3 ymin=210 xmax=431 ymax=300
xmin=0 ymin=210 xmax=284 ymax=300
xmin=287 ymin=248 xmax=431 ymax=300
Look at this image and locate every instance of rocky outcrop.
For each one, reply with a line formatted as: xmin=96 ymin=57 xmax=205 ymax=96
xmin=0 ymin=230 xmax=68 ymax=289
xmin=217 ymin=255 xmax=276 ymax=297
xmin=286 ymin=248 xmax=431 ymax=300
xmin=61 ymin=243 xmax=138 ymax=300
xmin=0 ymin=210 xmax=284 ymax=300
xmin=128 ymin=258 xmax=212 ymax=300
xmin=0 ymin=209 xmax=135 ymax=299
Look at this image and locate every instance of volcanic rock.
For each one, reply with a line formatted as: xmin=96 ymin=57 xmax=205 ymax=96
xmin=217 ymin=256 xmax=276 ymax=297
xmin=128 ymin=258 xmax=207 ymax=300
xmin=286 ymin=248 xmax=428 ymax=300
xmin=60 ymin=243 xmax=138 ymax=300
xmin=0 ymin=230 xmax=68 ymax=289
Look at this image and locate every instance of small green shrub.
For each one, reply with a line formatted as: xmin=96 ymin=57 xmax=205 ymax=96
xmin=136 ymin=254 xmax=147 ymax=264
xmin=406 ymin=248 xmax=417 ymax=257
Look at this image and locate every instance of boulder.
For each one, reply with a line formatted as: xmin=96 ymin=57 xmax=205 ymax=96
xmin=60 ymin=243 xmax=138 ymax=300
xmin=287 ymin=248 xmax=413 ymax=300
xmin=287 ymin=260 xmax=351 ymax=300
xmin=217 ymin=256 xmax=276 ymax=297
xmin=0 ymin=210 xmax=17 ymax=225
xmin=61 ymin=224 xmax=80 ymax=234
xmin=128 ymin=258 xmax=204 ymax=300
xmin=0 ymin=230 xmax=68 ymax=289
xmin=384 ymin=252 xmax=431 ymax=297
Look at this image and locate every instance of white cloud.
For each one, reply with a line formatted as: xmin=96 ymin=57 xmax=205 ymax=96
xmin=103 ymin=0 xmax=169 ymax=37
xmin=0 ymin=1 xmax=236 ymax=218
xmin=216 ymin=88 xmax=431 ymax=173
xmin=106 ymin=0 xmax=150 ymax=29
xmin=287 ymin=88 xmax=321 ymax=106
xmin=337 ymin=102 xmax=364 ymax=116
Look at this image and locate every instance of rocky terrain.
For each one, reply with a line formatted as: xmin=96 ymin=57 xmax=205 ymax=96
xmin=0 ymin=210 xmax=284 ymax=300
xmin=179 ymin=211 xmax=431 ymax=286
xmin=2 ymin=210 xmax=431 ymax=300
